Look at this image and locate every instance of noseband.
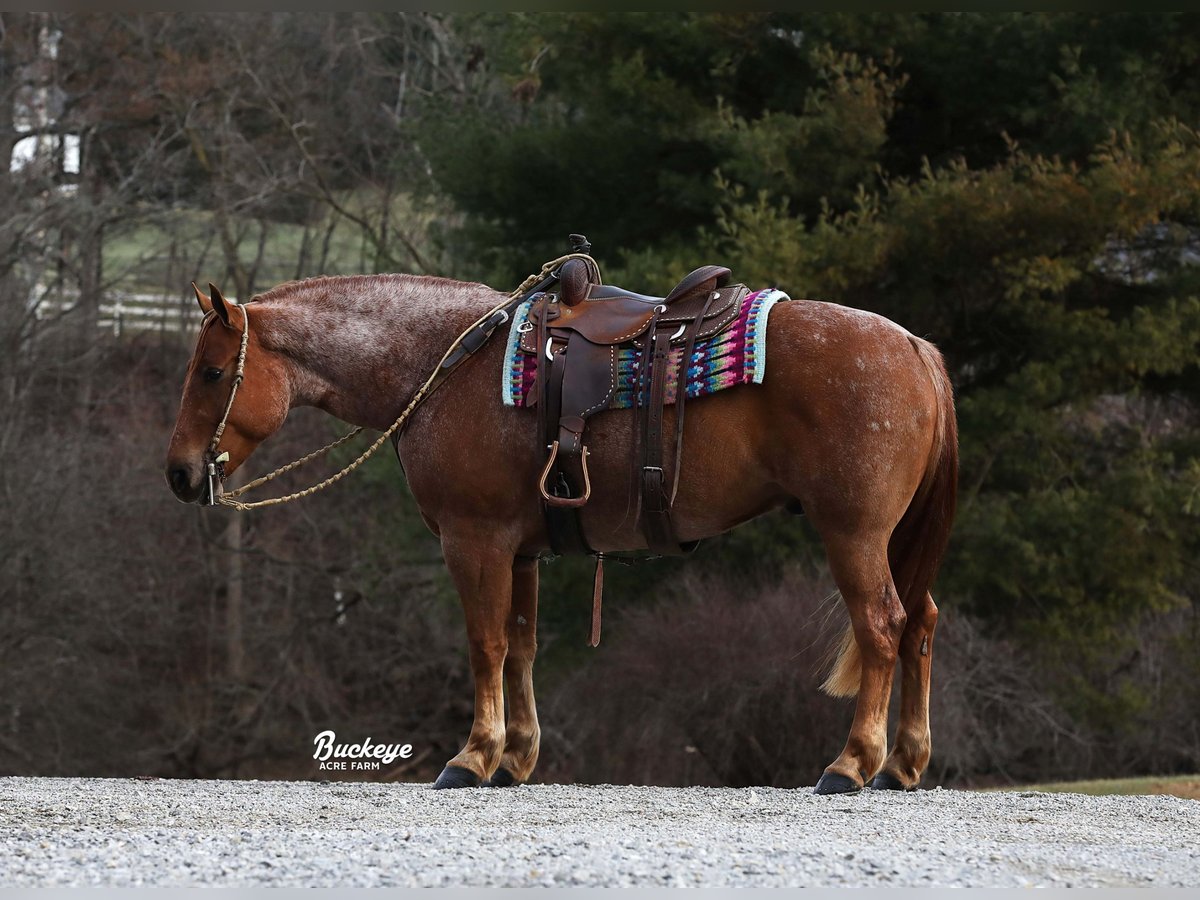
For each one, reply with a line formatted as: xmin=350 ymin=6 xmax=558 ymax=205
xmin=201 ymin=305 xmax=250 ymax=506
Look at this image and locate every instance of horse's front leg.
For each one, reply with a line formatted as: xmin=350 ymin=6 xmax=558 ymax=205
xmin=486 ymin=555 xmax=541 ymax=787
xmin=433 ymin=529 xmax=513 ymax=789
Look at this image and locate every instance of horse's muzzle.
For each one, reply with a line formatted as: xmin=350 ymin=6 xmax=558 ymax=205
xmin=166 ymin=462 xmax=204 ymax=504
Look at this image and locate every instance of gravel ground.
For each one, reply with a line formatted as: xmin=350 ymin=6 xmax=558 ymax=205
xmin=1 ymin=777 xmax=1197 ymax=887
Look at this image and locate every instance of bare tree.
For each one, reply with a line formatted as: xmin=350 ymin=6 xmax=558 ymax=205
xmin=0 ymin=12 xmax=480 ymax=781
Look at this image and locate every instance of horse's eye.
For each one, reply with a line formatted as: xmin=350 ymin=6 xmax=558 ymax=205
xmin=203 ymin=367 xmax=223 ymax=383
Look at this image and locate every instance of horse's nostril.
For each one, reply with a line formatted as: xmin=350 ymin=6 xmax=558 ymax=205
xmin=168 ymin=466 xmax=191 ymax=496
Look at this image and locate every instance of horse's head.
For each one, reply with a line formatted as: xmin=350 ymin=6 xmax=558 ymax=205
xmin=165 ymin=283 xmax=291 ymax=504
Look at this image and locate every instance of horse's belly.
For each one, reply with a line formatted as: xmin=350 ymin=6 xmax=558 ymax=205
xmin=576 ymin=386 xmax=786 ymax=552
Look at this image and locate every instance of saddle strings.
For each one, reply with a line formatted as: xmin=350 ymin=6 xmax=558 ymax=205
xmin=213 ymin=252 xmax=601 ymax=511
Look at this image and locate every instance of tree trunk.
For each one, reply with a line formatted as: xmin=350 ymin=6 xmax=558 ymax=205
xmin=223 ymin=509 xmax=246 ymax=682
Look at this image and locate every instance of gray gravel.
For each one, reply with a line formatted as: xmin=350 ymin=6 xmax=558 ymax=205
xmin=1 ymin=776 xmax=1197 ymax=887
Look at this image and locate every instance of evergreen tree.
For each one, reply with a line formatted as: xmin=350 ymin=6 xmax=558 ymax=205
xmin=424 ymin=13 xmax=1200 ymax=738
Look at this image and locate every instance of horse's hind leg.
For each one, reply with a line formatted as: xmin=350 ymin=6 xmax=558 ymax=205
xmin=432 ymin=529 xmax=513 ymax=789
xmin=871 ymin=591 xmax=938 ymax=790
xmin=815 ymin=531 xmax=906 ymax=795
xmin=486 ymin=556 xmax=541 ymax=787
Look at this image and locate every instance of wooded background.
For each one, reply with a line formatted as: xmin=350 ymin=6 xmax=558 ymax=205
xmin=2 ymin=12 xmax=1198 ymax=787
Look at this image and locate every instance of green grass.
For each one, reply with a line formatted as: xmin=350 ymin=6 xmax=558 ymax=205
xmin=101 ymin=191 xmax=439 ymax=297
xmin=991 ymin=774 xmax=1200 ymax=800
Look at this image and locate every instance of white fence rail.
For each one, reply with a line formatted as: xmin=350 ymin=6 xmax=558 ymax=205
xmin=33 ymin=290 xmax=200 ymax=336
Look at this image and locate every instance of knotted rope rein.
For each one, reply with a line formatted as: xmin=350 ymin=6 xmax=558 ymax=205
xmin=211 ymin=253 xmax=599 ymax=511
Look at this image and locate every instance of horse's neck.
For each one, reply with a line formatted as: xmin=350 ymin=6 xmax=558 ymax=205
xmin=257 ymin=275 xmax=502 ymax=430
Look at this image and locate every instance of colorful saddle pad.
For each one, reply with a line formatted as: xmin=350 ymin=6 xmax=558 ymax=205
xmin=502 ymin=288 xmax=787 ymax=409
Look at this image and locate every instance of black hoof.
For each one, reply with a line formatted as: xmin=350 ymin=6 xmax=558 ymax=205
xmin=869 ymin=771 xmax=912 ymax=791
xmin=484 ymin=767 xmax=517 ymax=788
xmin=432 ymin=765 xmax=480 ymax=789
xmin=814 ymin=771 xmax=863 ymax=795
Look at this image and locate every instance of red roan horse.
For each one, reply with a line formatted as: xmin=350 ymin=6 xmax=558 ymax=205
xmin=166 ymin=273 xmax=957 ymax=795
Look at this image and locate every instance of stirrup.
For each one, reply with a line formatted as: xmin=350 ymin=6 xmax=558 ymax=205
xmin=538 ymin=441 xmax=592 ymax=508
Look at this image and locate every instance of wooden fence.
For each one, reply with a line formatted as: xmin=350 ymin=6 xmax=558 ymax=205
xmin=33 ymin=290 xmax=202 ymax=336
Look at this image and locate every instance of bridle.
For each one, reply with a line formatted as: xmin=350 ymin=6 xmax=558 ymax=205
xmin=200 ymin=304 xmax=250 ymax=506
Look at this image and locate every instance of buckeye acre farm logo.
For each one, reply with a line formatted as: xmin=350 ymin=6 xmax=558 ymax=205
xmin=313 ymin=729 xmax=414 ymax=772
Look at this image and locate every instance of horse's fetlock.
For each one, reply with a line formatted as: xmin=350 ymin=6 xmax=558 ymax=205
xmin=461 ymin=731 xmax=505 ymax=771
xmin=504 ymin=724 xmax=540 ymax=759
xmin=894 ymin=729 xmax=931 ymax=770
xmin=837 ymin=736 xmax=887 ymax=784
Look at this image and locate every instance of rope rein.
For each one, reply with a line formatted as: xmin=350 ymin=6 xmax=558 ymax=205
xmin=211 ymin=253 xmax=598 ymax=511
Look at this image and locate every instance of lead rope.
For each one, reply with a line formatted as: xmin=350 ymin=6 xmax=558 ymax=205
xmin=213 ymin=252 xmax=600 ymax=511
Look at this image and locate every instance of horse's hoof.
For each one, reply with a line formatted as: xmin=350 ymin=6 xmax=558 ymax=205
xmin=484 ymin=767 xmax=517 ymax=788
xmin=869 ymin=771 xmax=913 ymax=791
xmin=814 ymin=771 xmax=863 ymax=795
xmin=432 ymin=765 xmax=480 ymax=789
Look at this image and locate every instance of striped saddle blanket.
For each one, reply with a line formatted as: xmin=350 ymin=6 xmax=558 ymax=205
xmin=501 ymin=288 xmax=788 ymax=409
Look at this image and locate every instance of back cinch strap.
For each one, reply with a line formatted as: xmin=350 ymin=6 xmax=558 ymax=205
xmin=589 ymin=554 xmax=604 ymax=647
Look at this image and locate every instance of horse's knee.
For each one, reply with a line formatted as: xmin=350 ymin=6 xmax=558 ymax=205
xmin=506 ymin=626 xmax=537 ymax=659
xmin=468 ymin=637 xmax=508 ymax=671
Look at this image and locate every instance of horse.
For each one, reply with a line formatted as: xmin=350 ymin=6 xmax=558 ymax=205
xmin=165 ymin=272 xmax=957 ymax=795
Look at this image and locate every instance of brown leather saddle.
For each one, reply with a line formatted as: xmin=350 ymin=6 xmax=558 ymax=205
xmin=522 ymin=254 xmax=750 ymax=560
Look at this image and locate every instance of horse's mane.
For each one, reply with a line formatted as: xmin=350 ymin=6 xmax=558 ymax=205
xmin=249 ymin=273 xmax=486 ymax=312
xmin=243 ymin=272 xmax=502 ymax=372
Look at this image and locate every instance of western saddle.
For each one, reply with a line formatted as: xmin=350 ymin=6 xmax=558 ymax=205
xmin=431 ymin=235 xmax=751 ymax=644
xmin=522 ymin=238 xmax=750 ymax=575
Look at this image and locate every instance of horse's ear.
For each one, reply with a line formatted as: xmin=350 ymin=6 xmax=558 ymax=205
xmin=208 ymin=282 xmax=235 ymax=328
xmin=192 ymin=282 xmax=213 ymax=315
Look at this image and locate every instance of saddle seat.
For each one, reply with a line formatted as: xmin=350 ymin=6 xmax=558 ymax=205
xmin=520 ymin=260 xmax=740 ymax=352
xmin=566 ymin=262 xmax=732 ymax=307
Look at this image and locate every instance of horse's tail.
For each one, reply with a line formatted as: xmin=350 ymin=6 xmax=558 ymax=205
xmin=822 ymin=336 xmax=958 ymax=698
